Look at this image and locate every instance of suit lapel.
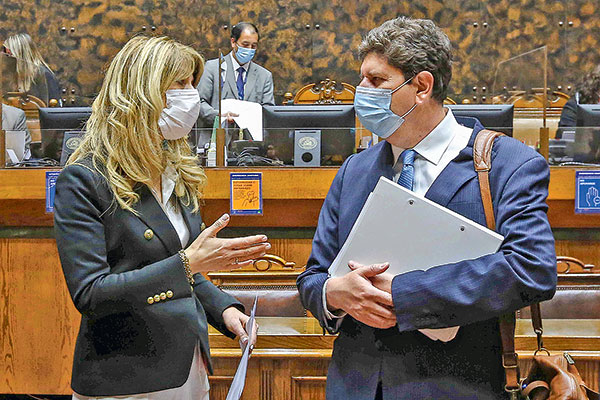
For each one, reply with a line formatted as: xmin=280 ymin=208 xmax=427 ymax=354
xmin=243 ymin=62 xmax=258 ymax=101
xmin=425 ymin=131 xmax=478 ymax=207
xmin=133 ymin=185 xmax=182 ymax=254
xmin=224 ymin=53 xmax=239 ymax=100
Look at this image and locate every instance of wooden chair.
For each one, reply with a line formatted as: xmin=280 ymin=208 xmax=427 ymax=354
xmin=517 ymin=256 xmax=600 ymax=321
xmin=3 ymin=92 xmax=47 ymax=142
xmin=293 ymin=79 xmax=355 ymax=105
xmin=208 ymin=254 xmax=307 ymax=317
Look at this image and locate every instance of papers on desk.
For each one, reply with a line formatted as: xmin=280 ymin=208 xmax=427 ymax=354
xmin=225 ymin=296 xmax=258 ymax=400
xmin=221 ymin=99 xmax=263 ymax=140
xmin=329 ymin=176 xmax=504 ymax=277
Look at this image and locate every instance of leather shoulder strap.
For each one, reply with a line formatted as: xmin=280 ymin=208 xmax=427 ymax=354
xmin=473 ymin=129 xmax=522 ymax=393
xmin=473 ymin=129 xmax=504 ymax=231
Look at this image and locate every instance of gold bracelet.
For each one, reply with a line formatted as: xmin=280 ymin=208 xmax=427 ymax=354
xmin=178 ymin=250 xmax=195 ymax=285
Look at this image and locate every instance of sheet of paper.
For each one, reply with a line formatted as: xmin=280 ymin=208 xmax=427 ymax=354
xmin=221 ymin=99 xmax=263 ymax=141
xmin=225 ymin=296 xmax=258 ymax=400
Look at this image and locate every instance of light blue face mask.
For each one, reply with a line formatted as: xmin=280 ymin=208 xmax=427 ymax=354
xmin=354 ymin=77 xmax=417 ymax=139
xmin=235 ymin=45 xmax=256 ymax=64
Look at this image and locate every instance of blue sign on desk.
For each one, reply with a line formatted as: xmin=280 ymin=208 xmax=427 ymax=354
xmin=46 ymin=171 xmax=61 ymax=213
xmin=575 ymin=171 xmax=600 ymax=213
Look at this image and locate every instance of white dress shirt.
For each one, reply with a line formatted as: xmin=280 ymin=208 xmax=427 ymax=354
xmin=73 ymin=165 xmax=209 ymax=400
xmin=221 ymin=52 xmax=250 ymax=93
xmin=323 ymin=109 xmax=473 ymax=342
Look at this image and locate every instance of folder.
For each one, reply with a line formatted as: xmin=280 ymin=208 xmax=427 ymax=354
xmin=329 ymin=177 xmax=504 ymax=278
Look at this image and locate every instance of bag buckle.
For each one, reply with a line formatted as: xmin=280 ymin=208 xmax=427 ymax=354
xmin=502 ymin=352 xmax=519 ymax=368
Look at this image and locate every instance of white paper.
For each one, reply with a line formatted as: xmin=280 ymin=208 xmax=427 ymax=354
xmin=225 ymin=296 xmax=258 ymax=400
xmin=5 ymin=130 xmax=25 ymax=161
xmin=329 ymin=176 xmax=504 ymax=278
xmin=221 ymin=99 xmax=263 ymax=141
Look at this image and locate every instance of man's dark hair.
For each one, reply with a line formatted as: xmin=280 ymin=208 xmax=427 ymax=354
xmin=231 ymin=22 xmax=260 ymax=42
xmin=358 ymin=16 xmax=453 ymax=103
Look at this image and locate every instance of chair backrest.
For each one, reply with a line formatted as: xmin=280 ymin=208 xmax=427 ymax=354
xmin=518 ymin=257 xmax=600 ymax=319
xmin=293 ymin=79 xmax=355 ymax=104
xmin=208 ymin=254 xmax=307 ymax=317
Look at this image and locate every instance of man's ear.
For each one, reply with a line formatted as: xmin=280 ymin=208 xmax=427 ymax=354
xmin=230 ymin=38 xmax=236 ymax=49
xmin=413 ymin=71 xmax=435 ymax=104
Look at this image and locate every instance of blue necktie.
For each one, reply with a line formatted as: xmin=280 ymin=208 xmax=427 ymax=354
xmin=397 ymin=149 xmax=416 ymax=191
xmin=236 ymin=67 xmax=245 ymax=100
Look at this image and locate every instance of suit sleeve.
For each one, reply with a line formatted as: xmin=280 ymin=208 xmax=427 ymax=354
xmin=262 ymin=71 xmax=275 ymax=106
xmin=297 ymin=156 xmax=352 ymax=333
xmin=197 ymin=62 xmax=219 ymax=126
xmin=192 ymin=273 xmax=244 ymax=338
xmin=390 ymin=155 xmax=557 ymax=331
xmin=54 ymin=164 xmax=193 ymax=318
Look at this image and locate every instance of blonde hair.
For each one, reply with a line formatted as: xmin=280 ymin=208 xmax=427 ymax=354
xmin=69 ymin=35 xmax=206 ymax=214
xmin=4 ymin=33 xmax=52 ymax=92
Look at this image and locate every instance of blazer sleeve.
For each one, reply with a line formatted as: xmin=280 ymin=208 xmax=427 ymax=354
xmin=390 ymin=154 xmax=557 ymax=331
xmin=192 ymin=273 xmax=244 ymax=338
xmin=297 ymin=156 xmax=352 ymax=333
xmin=262 ymin=70 xmax=275 ymax=106
xmin=54 ymin=164 xmax=193 ymax=318
xmin=197 ymin=61 xmax=219 ymax=126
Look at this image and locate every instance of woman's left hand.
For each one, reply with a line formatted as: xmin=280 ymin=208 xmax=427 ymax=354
xmin=222 ymin=306 xmax=258 ymax=352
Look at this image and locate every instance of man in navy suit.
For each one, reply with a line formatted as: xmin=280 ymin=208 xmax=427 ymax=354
xmin=296 ymin=17 xmax=556 ymax=399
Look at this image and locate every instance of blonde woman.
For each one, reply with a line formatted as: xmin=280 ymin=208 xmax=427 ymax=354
xmin=54 ymin=36 xmax=268 ymax=399
xmin=4 ymin=33 xmax=60 ymax=104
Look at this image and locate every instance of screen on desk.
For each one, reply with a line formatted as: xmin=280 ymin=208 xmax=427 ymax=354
xmin=446 ymin=104 xmax=514 ymax=136
xmin=39 ymin=107 xmax=92 ymax=161
xmin=262 ymin=105 xmax=355 ymax=165
xmin=572 ymin=104 xmax=600 ymax=163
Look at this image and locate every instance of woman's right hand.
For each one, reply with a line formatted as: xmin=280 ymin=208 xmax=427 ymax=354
xmin=184 ymin=214 xmax=270 ymax=274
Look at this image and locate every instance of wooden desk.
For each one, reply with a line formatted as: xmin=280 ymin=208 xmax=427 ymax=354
xmin=1 ymin=166 xmax=600 ymax=396
xmin=205 ymin=317 xmax=600 ymax=400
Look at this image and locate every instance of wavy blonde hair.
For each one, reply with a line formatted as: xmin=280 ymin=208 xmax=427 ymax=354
xmin=4 ymin=33 xmax=52 ymax=92
xmin=69 ymin=35 xmax=206 ymax=213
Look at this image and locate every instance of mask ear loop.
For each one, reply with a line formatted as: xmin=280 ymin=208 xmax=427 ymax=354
xmin=391 ymin=76 xmax=418 ymax=119
xmin=391 ymin=76 xmax=414 ymax=94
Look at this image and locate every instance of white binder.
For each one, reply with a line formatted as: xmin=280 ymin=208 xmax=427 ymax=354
xmin=329 ymin=177 xmax=504 ymax=278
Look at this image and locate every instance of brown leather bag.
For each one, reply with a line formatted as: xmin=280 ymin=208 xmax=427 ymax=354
xmin=474 ymin=129 xmax=600 ymax=400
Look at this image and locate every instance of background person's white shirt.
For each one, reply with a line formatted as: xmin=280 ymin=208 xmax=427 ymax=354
xmin=323 ymin=109 xmax=472 ymax=342
xmin=221 ymin=52 xmax=250 ymax=94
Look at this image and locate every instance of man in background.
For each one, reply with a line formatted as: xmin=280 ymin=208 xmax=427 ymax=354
xmin=197 ymin=22 xmax=275 ymax=127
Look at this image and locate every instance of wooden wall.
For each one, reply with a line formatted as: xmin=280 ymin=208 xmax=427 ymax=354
xmin=1 ymin=0 xmax=599 ymax=105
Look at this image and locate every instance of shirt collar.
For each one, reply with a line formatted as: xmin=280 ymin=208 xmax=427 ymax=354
xmin=230 ymin=52 xmax=250 ymax=71
xmin=391 ymin=108 xmax=459 ymax=166
xmin=158 ymin=164 xmax=178 ymax=207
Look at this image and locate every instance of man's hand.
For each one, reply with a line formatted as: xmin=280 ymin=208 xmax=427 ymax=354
xmin=223 ymin=111 xmax=239 ymax=123
xmin=348 ymin=261 xmax=394 ymax=294
xmin=326 ymin=262 xmax=396 ymax=329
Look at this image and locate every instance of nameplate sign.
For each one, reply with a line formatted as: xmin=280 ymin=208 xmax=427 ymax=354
xmin=230 ymin=172 xmax=263 ymax=216
xmin=575 ymin=170 xmax=600 ymax=213
xmin=45 ymin=171 xmax=61 ymax=213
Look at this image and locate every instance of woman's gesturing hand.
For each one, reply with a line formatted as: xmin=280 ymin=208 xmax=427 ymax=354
xmin=184 ymin=214 xmax=270 ymax=273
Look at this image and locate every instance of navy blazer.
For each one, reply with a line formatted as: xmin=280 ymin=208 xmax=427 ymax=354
xmin=54 ymin=157 xmax=242 ymax=396
xmin=297 ymin=118 xmax=557 ymax=399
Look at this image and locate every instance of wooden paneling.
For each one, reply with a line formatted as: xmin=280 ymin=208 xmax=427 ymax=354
xmin=0 ymin=238 xmax=79 ymax=394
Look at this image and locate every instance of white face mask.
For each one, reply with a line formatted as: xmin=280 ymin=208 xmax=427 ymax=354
xmin=158 ymin=89 xmax=201 ymax=140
